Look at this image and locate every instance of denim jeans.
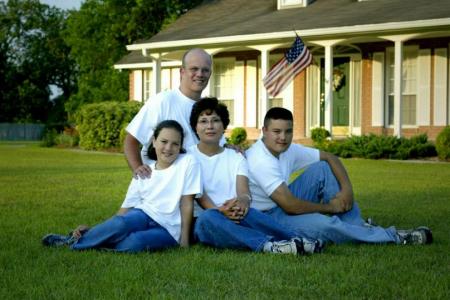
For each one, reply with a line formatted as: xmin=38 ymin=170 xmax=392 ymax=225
xmin=264 ymin=161 xmax=399 ymax=244
xmin=71 ymin=208 xmax=177 ymax=252
xmin=194 ymin=208 xmax=297 ymax=252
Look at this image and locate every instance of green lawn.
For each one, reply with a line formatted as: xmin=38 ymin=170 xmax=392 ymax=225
xmin=0 ymin=142 xmax=449 ymax=299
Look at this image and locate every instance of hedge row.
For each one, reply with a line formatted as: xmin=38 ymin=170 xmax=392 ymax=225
xmin=75 ymin=101 xmax=142 ymax=150
xmin=311 ymin=128 xmax=437 ymax=160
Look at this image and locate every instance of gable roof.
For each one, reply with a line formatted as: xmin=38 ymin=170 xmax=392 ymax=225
xmin=116 ymin=0 xmax=450 ymax=66
xmin=136 ymin=0 xmax=450 ymax=44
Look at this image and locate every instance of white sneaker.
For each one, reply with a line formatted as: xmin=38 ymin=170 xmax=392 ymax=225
xmin=264 ymin=238 xmax=324 ymax=255
xmin=397 ymin=227 xmax=433 ymax=245
xmin=263 ymin=239 xmax=299 ymax=255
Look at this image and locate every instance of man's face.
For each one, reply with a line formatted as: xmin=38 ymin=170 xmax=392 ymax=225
xmin=262 ymin=119 xmax=293 ymax=157
xmin=180 ymin=50 xmax=212 ymax=100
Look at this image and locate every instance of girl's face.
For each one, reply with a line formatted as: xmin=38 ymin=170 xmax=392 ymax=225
xmin=196 ymin=111 xmax=224 ymax=145
xmin=152 ymin=127 xmax=182 ymax=168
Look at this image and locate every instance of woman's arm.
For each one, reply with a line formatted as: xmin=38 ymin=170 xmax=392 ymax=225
xmin=179 ymin=194 xmax=194 ymax=248
xmin=233 ymin=175 xmax=251 ymax=218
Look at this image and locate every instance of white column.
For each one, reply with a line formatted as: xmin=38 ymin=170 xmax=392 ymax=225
xmin=260 ymin=49 xmax=269 ymax=129
xmin=151 ymin=55 xmax=161 ymax=96
xmin=393 ymin=40 xmax=403 ymax=137
xmin=324 ymin=45 xmax=334 ymax=135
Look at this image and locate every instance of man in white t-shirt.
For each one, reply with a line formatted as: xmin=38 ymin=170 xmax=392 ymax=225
xmin=246 ymin=107 xmax=432 ymax=245
xmin=124 ymin=48 xmax=212 ymax=178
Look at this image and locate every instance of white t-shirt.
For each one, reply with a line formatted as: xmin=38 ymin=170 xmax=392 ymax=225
xmin=246 ymin=139 xmax=320 ymax=211
xmin=126 ymin=88 xmax=199 ymax=165
xmin=121 ymin=154 xmax=201 ymax=243
xmin=187 ymin=145 xmax=249 ymax=217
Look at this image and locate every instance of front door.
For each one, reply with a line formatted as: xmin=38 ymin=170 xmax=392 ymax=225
xmin=320 ymin=57 xmax=350 ymax=135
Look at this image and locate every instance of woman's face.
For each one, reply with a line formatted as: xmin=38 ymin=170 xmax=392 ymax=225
xmin=152 ymin=127 xmax=182 ymax=168
xmin=196 ymin=111 xmax=224 ymax=145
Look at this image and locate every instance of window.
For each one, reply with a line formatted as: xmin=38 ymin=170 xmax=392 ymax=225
xmin=213 ymin=58 xmax=235 ymax=124
xmin=278 ymin=0 xmax=313 ymax=9
xmin=267 ymin=54 xmax=284 ymax=109
xmin=386 ymin=47 xmax=418 ymax=126
xmin=143 ymin=69 xmax=152 ymax=102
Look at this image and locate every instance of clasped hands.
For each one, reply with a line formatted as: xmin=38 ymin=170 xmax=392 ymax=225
xmin=329 ymin=189 xmax=353 ymax=214
xmin=217 ymin=198 xmax=249 ymax=223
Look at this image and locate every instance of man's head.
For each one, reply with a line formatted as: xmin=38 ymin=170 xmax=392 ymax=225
xmin=262 ymin=107 xmax=294 ymax=157
xmin=180 ymin=48 xmax=212 ymax=100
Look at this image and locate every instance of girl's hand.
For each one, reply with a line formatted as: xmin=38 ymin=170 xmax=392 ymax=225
xmin=72 ymin=225 xmax=90 ymax=239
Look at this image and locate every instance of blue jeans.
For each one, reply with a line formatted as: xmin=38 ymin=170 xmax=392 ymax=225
xmin=194 ymin=208 xmax=297 ymax=252
xmin=264 ymin=161 xmax=399 ymax=244
xmin=71 ymin=208 xmax=177 ymax=252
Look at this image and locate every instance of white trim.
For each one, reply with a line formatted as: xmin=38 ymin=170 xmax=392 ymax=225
xmin=234 ymin=60 xmax=245 ymax=127
xmin=434 ymin=48 xmax=448 ymax=126
xmin=448 ymin=43 xmax=450 ymax=125
xmin=126 ymin=18 xmax=450 ymax=51
xmin=417 ymin=49 xmax=431 ymax=126
xmin=114 ymin=61 xmax=181 ymax=70
xmin=132 ymin=70 xmax=143 ymax=102
xmin=246 ymin=60 xmax=257 ymax=128
xmin=371 ymin=52 xmax=384 ymax=126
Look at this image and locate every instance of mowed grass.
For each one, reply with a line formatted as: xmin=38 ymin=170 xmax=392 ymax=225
xmin=0 ymin=142 xmax=449 ymax=299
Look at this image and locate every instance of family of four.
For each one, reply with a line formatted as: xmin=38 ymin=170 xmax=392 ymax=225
xmin=43 ymin=48 xmax=432 ymax=255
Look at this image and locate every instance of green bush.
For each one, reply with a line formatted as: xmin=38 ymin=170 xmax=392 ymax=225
xmin=226 ymin=127 xmax=249 ymax=150
xmin=75 ymin=101 xmax=142 ymax=150
xmin=317 ymin=133 xmax=436 ymax=160
xmin=40 ymin=129 xmax=58 ymax=147
xmin=310 ymin=127 xmax=330 ymax=143
xmin=55 ymin=127 xmax=80 ymax=147
xmin=436 ymin=126 xmax=450 ymax=161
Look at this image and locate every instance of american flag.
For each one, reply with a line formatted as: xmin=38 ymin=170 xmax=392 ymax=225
xmin=263 ymin=35 xmax=313 ymax=97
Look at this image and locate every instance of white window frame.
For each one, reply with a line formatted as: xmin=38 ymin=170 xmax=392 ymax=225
xmin=143 ymin=69 xmax=152 ymax=102
xmin=277 ymin=0 xmax=313 ymax=10
xmin=385 ymin=46 xmax=419 ymax=127
xmin=213 ymin=57 xmax=236 ymax=125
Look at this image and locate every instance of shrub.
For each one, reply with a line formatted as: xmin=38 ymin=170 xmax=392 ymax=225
xmin=75 ymin=101 xmax=142 ymax=150
xmin=40 ymin=129 xmax=58 ymax=147
xmin=55 ymin=127 xmax=80 ymax=147
xmin=317 ymin=133 xmax=436 ymax=160
xmin=436 ymin=126 xmax=450 ymax=161
xmin=226 ymin=127 xmax=249 ymax=149
xmin=310 ymin=127 xmax=330 ymax=143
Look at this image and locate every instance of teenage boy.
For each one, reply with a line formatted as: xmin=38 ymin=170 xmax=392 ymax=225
xmin=245 ymin=107 xmax=432 ymax=245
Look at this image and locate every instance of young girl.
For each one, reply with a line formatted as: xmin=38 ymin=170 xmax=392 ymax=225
xmin=189 ymin=98 xmax=323 ymax=255
xmin=42 ymin=120 xmax=201 ymax=252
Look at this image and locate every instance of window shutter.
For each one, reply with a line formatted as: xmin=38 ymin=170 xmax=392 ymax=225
xmin=434 ymin=48 xmax=448 ymax=126
xmin=371 ymin=52 xmax=384 ymax=126
xmin=417 ymin=49 xmax=431 ymax=126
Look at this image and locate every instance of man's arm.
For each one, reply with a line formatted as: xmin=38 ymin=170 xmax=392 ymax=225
xmin=270 ymin=183 xmax=347 ymax=215
xmin=319 ymin=151 xmax=353 ymax=211
xmin=124 ymin=133 xmax=152 ymax=178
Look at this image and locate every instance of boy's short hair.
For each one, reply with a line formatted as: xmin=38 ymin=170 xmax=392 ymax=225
xmin=263 ymin=107 xmax=293 ymax=127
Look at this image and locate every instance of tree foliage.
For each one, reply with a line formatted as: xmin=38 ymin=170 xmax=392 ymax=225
xmin=1 ymin=0 xmax=202 ymax=123
xmin=64 ymin=0 xmax=203 ymax=116
xmin=0 ymin=0 xmax=76 ymax=123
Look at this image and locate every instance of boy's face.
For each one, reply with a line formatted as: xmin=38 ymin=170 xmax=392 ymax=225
xmin=262 ymin=119 xmax=293 ymax=157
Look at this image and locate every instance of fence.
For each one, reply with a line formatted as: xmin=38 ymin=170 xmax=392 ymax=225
xmin=0 ymin=123 xmax=45 ymax=141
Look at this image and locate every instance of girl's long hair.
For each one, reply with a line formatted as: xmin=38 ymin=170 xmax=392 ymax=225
xmin=146 ymin=120 xmax=186 ymax=160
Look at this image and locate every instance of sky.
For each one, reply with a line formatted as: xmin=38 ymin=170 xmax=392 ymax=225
xmin=39 ymin=0 xmax=83 ymax=10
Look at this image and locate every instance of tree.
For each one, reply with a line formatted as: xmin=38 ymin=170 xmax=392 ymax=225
xmin=63 ymin=0 xmax=203 ymax=116
xmin=0 ymin=0 xmax=76 ymax=123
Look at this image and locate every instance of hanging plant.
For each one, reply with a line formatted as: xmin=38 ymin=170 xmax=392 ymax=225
xmin=333 ymin=69 xmax=345 ymax=91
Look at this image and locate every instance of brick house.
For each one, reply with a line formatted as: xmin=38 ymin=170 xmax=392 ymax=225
xmin=114 ymin=0 xmax=450 ymax=141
